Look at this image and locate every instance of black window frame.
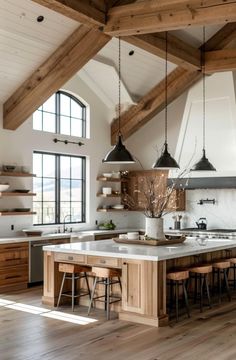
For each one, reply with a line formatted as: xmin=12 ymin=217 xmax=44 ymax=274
xmin=33 ymin=151 xmax=86 ymax=226
xmin=33 ymin=90 xmax=87 ymax=138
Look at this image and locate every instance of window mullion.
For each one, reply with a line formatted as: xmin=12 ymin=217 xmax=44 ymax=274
xmin=55 ymin=155 xmax=60 ymax=224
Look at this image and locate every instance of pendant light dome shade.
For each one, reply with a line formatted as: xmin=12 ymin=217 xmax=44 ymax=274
xmin=152 ymin=32 xmax=179 ymax=170
xmin=102 ymin=38 xmax=135 ymax=165
xmin=153 ymin=143 xmax=179 ymax=169
xmin=191 ymin=149 xmax=216 ymax=171
xmin=102 ymin=134 xmax=135 ymax=164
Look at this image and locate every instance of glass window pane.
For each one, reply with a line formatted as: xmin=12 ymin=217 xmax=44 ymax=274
xmin=43 ymin=113 xmax=56 ymax=133
xmin=60 ymin=156 xmax=70 ymax=179
xmin=71 ymin=157 xmax=82 ymax=179
xmin=60 ymin=179 xmax=70 ymax=201
xmin=71 ymin=202 xmax=82 ymax=222
xmin=60 ymin=202 xmax=71 ymax=223
xmin=42 ymin=94 xmax=56 ymax=113
xmin=71 ymin=100 xmax=83 ymax=119
xmin=43 ymin=154 xmax=55 ymax=178
xmin=33 ymin=153 xmax=42 ymax=177
xmin=33 ymin=202 xmax=42 ymax=224
xmin=71 ymin=118 xmax=82 ymax=137
xmin=33 ymin=110 xmax=42 ymax=130
xmin=34 ymin=178 xmax=42 ymax=201
xmin=43 ymin=178 xmax=55 ymax=201
xmin=71 ymin=180 xmax=82 ymax=201
xmin=60 ymin=115 xmax=71 ymax=135
xmin=43 ymin=202 xmax=55 ymax=224
xmin=60 ymin=94 xmax=71 ymax=116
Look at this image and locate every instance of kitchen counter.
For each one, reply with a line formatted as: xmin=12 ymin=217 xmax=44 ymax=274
xmin=43 ymin=238 xmax=236 ymax=261
xmin=0 ymin=228 xmax=140 ymax=245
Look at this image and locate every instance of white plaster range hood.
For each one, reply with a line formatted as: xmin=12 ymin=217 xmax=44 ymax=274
xmin=169 ymin=71 xmax=236 ymax=186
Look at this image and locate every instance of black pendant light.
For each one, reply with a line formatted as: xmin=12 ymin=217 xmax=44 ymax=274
xmin=191 ymin=27 xmax=216 ymax=172
xmin=153 ymin=32 xmax=179 ymax=169
xmin=102 ymin=38 xmax=135 ymax=164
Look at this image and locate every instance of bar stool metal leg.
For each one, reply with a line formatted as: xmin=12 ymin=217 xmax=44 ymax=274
xmin=218 ymin=269 xmax=221 ymax=303
xmin=175 ymin=282 xmax=179 ymax=322
xmin=84 ymin=272 xmax=91 ymax=300
xmin=107 ymin=278 xmax=111 ymax=320
xmin=71 ymin=273 xmax=75 ymax=311
xmin=200 ymin=274 xmax=204 ymax=312
xmin=88 ymin=276 xmax=97 ymax=316
xmin=118 ymin=277 xmax=122 ymax=292
xmin=183 ymin=280 xmax=190 ymax=318
xmin=205 ymin=274 xmax=212 ymax=309
xmin=57 ymin=272 xmax=66 ymax=308
xmin=223 ymin=269 xmax=231 ymax=301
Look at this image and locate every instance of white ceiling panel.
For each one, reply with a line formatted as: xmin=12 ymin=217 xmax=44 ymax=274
xmin=0 ymin=0 xmax=78 ymax=102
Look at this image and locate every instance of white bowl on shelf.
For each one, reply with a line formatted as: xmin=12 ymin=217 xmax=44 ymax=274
xmin=102 ymin=187 xmax=112 ymax=195
xmin=112 ymin=204 xmax=124 ymax=210
xmin=0 ymin=184 xmax=10 ymax=192
xmin=102 ymin=173 xmax=112 ymax=178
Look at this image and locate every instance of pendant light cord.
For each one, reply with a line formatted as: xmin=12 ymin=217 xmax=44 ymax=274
xmin=118 ymin=37 xmax=121 ymax=136
xmin=202 ymin=26 xmax=206 ymax=151
xmin=165 ymin=31 xmax=168 ymax=145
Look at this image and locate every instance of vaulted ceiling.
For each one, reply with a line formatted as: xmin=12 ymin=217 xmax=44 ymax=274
xmin=1 ymin=0 xmax=236 ymax=145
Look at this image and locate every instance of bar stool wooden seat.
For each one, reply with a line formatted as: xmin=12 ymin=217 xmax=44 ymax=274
xmin=212 ymin=260 xmax=231 ymax=303
xmin=88 ymin=267 xmax=122 ymax=320
xmin=167 ymin=270 xmax=190 ymax=322
xmin=190 ymin=264 xmax=212 ymax=312
xmin=57 ymin=263 xmax=91 ymax=311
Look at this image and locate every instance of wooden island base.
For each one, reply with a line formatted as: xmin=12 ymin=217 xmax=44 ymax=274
xmin=43 ymin=245 xmax=236 ymax=327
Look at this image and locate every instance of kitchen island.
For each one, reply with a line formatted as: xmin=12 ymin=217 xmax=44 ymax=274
xmin=43 ymin=238 xmax=236 ymax=327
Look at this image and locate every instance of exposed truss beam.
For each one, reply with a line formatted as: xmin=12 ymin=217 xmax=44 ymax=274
xmin=31 ymin=0 xmax=105 ymax=27
xmin=123 ymin=33 xmax=201 ymax=71
xmin=205 ymin=49 xmax=236 ymax=73
xmin=3 ymin=26 xmax=110 ymax=130
xmin=111 ymin=23 xmax=236 ymax=143
xmin=104 ymin=0 xmax=236 ymax=36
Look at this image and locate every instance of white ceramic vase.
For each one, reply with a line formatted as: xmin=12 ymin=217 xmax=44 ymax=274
xmin=145 ymin=217 xmax=165 ymax=240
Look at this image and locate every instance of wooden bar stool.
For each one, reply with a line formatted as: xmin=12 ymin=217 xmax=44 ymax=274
xmin=190 ymin=264 xmax=212 ymax=312
xmin=212 ymin=260 xmax=231 ymax=303
xmin=167 ymin=270 xmax=190 ymax=322
xmin=224 ymin=250 xmax=236 ymax=289
xmin=88 ymin=267 xmax=122 ymax=320
xmin=57 ymin=263 xmax=91 ymax=311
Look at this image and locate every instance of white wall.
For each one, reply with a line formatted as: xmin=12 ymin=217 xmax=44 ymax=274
xmin=0 ymin=75 xmax=139 ymax=237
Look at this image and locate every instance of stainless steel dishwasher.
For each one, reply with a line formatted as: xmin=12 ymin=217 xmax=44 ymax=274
xmin=29 ymin=239 xmax=54 ymax=284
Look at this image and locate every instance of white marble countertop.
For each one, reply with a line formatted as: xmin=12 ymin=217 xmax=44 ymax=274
xmin=0 ymin=229 xmax=140 ymax=245
xmin=43 ymin=238 xmax=236 ymax=262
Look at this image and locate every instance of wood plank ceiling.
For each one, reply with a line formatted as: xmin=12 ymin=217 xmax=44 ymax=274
xmin=2 ymin=0 xmax=236 ymax=138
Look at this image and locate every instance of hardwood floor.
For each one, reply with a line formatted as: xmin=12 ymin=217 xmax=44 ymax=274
xmin=1 ymin=286 xmax=236 ymax=360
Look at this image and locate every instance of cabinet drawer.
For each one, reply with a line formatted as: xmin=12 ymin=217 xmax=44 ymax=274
xmin=54 ymin=252 xmax=85 ymax=264
xmin=0 ymin=250 xmax=28 ymax=268
xmin=0 ymin=265 xmax=28 ymax=286
xmin=87 ymin=256 xmax=121 ymax=268
xmin=0 ymin=242 xmax=28 ymax=252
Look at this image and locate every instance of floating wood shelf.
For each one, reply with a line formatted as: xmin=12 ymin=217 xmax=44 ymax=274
xmin=0 ymin=211 xmax=36 ymax=216
xmin=97 ymin=208 xmax=129 ymax=212
xmin=96 ymin=193 xmax=121 ymax=198
xmin=0 ymin=172 xmax=36 ymax=177
xmin=96 ymin=176 xmax=125 ymax=182
xmin=0 ymin=192 xmax=36 ymax=197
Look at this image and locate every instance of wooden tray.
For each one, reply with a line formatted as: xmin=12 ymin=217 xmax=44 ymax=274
xmin=113 ymin=235 xmax=186 ymax=246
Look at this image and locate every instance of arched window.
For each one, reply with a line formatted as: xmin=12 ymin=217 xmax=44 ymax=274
xmin=33 ymin=90 xmax=86 ymax=138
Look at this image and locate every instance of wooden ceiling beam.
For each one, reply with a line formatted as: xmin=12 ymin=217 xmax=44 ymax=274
xmin=31 ymin=0 xmax=106 ymax=27
xmin=123 ymin=33 xmax=201 ymax=71
xmin=111 ymin=23 xmax=236 ymax=143
xmin=205 ymin=49 xmax=236 ymax=73
xmin=3 ymin=26 xmax=110 ymax=130
xmin=104 ymin=1 xmax=236 ymax=36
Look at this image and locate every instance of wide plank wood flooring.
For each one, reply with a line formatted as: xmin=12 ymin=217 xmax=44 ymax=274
xmin=0 ymin=286 xmax=236 ymax=360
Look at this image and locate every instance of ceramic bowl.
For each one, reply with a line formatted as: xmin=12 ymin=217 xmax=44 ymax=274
xmin=102 ymin=173 xmax=112 ymax=178
xmin=0 ymin=184 xmax=10 ymax=192
xmin=102 ymin=187 xmax=112 ymax=195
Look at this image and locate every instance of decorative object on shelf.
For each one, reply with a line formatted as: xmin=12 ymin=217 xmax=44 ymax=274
xmin=0 ymin=184 xmax=10 ymax=192
xmin=13 ymin=189 xmax=30 ymax=193
xmin=102 ymin=38 xmax=135 ymax=164
xmin=53 ymin=138 xmax=84 ymax=146
xmin=153 ymin=32 xmax=179 ymax=170
xmin=102 ymin=187 xmax=112 ymax=195
xmin=197 ymin=198 xmax=216 ymax=205
xmin=2 ymin=165 xmax=16 ymax=172
xmin=191 ymin=27 xmax=216 ymax=172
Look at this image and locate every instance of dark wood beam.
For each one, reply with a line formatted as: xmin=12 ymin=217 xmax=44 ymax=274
xmin=104 ymin=0 xmax=236 ymax=36
xmin=3 ymin=26 xmax=110 ymax=130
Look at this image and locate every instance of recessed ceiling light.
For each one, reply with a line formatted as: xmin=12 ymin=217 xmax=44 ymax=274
xmin=129 ymin=50 xmax=134 ymax=56
xmin=37 ymin=15 xmax=44 ymax=22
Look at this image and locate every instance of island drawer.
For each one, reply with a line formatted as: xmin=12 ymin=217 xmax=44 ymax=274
xmin=87 ymin=256 xmax=121 ymax=268
xmin=54 ymin=253 xmax=85 ymax=264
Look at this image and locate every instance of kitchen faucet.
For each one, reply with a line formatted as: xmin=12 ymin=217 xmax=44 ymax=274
xmin=63 ymin=214 xmax=71 ymax=233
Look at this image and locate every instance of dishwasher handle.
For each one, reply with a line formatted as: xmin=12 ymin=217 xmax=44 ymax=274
xmin=31 ymin=243 xmax=53 ymax=248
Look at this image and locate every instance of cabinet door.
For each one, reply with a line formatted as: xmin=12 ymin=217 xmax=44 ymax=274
xmin=122 ymin=259 xmax=146 ymax=314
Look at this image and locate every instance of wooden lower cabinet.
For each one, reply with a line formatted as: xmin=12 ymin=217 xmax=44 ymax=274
xmin=0 ymin=242 xmax=28 ymax=291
